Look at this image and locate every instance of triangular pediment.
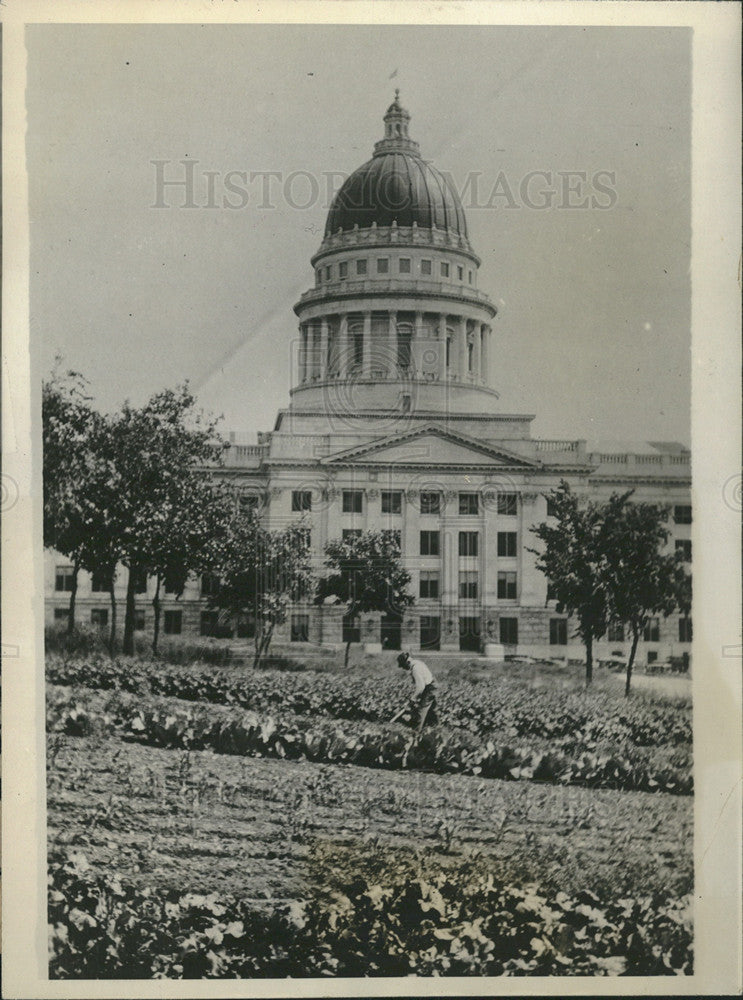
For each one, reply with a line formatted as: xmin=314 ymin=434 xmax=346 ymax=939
xmin=321 ymin=425 xmax=539 ymax=468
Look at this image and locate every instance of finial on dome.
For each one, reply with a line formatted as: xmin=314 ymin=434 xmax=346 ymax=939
xmin=394 ymin=87 xmax=400 ymax=101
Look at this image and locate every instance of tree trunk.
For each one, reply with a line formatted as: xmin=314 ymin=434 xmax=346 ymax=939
xmin=625 ymin=627 xmax=640 ymax=698
xmin=585 ymin=632 xmax=593 ymax=686
xmin=122 ymin=564 xmax=138 ymax=656
xmin=67 ymin=561 xmax=79 ymax=636
xmin=108 ymin=578 xmax=117 ymax=657
xmin=344 ymin=639 xmax=353 ymax=668
xmin=152 ymin=575 xmax=162 ymax=655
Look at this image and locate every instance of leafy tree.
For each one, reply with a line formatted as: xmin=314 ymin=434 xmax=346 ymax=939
xmin=316 ymin=531 xmax=414 ymax=667
xmin=529 ymin=481 xmax=630 ymax=685
xmin=601 ymin=499 xmax=692 ymax=696
xmin=212 ymin=508 xmax=313 ymax=668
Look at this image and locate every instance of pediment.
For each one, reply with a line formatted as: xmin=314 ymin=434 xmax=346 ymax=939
xmin=321 ymin=425 xmax=539 ymax=469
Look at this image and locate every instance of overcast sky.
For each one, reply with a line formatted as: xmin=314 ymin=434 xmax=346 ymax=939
xmin=26 ymin=24 xmax=691 ymax=446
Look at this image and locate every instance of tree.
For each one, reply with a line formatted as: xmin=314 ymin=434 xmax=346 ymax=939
xmin=211 ymin=508 xmax=313 ymax=668
xmin=315 ymin=531 xmax=414 ymax=667
xmin=529 ymin=481 xmax=630 ymax=686
xmin=601 ymin=499 xmax=692 ymax=696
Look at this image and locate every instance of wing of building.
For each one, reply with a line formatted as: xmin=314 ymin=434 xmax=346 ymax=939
xmin=46 ymin=94 xmax=692 ymax=667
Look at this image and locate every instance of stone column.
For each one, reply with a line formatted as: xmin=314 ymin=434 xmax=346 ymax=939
xmin=362 ymin=311 xmax=372 ymax=377
xmin=319 ymin=317 xmax=329 ymax=379
xmin=458 ymin=316 xmax=468 ymax=379
xmin=339 ymin=313 xmax=349 ymax=378
xmin=473 ymin=320 xmax=482 ymax=381
xmin=387 ymin=310 xmax=397 ymax=377
xmin=438 ymin=313 xmax=448 ymax=381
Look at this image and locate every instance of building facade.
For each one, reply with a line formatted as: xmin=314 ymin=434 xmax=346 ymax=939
xmin=46 ymin=95 xmax=692 ymax=666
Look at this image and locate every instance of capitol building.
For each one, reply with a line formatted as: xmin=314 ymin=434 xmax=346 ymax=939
xmin=47 ymin=94 xmax=692 ymax=666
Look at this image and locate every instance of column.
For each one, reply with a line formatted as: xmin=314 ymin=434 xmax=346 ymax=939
xmin=362 ymin=311 xmax=372 ymax=377
xmin=480 ymin=325 xmax=489 ymax=385
xmin=387 ymin=310 xmax=397 ymax=377
xmin=472 ymin=320 xmax=482 ymax=381
xmin=438 ymin=313 xmax=448 ymax=381
xmin=319 ymin=317 xmax=329 ymax=379
xmin=339 ymin=313 xmax=349 ymax=378
xmin=458 ymin=316 xmax=468 ymax=379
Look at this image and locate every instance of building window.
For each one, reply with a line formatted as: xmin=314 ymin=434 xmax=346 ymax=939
xmin=91 ymin=608 xmax=108 ymax=629
xmin=236 ymin=615 xmax=256 ymax=639
xmin=643 ymin=618 xmax=660 ymax=642
xmin=497 ymin=571 xmax=517 ymax=599
xmin=339 ymin=261 xmax=348 ymax=279
xmin=608 ymin=623 xmax=625 ymax=642
xmin=420 ymin=530 xmax=440 ymax=556
xmin=497 ymin=492 xmax=518 ymax=516
xmin=91 ymin=567 xmax=111 ymax=593
xmin=133 ymin=609 xmax=145 ymax=632
xmin=674 ymin=505 xmax=692 ymax=524
xmin=458 ymin=531 xmax=479 ymax=557
xmin=54 ymin=607 xmax=68 ymax=622
xmin=441 ymin=262 xmax=450 ymax=278
xmin=325 ymin=265 xmax=332 ymax=281
xmin=342 ymin=489 xmax=363 ymax=514
xmin=342 ymin=528 xmax=362 ymax=542
xmin=163 ymin=610 xmax=182 ymax=635
xmin=291 ymin=614 xmax=309 ymax=643
xmin=546 ymin=497 xmax=558 ymax=517
xmin=459 ymin=571 xmax=478 ymax=600
xmin=419 ymin=571 xmax=440 ymax=599
xmin=499 ymin=617 xmax=518 ymax=645
xmin=200 ymin=573 xmax=220 ymax=598
xmin=468 ymin=270 xmax=473 ymax=284
xmin=342 ymin=613 xmax=360 ymax=644
xmin=679 ymin=617 xmax=693 ymax=643
xmin=550 ymin=618 xmax=568 ymax=645
xmin=382 ymin=529 xmax=401 ymax=549
xmin=399 ymin=257 xmax=411 ymax=273
xmin=376 ymin=258 xmax=389 ymax=274
xmin=131 ymin=568 xmax=148 ymax=594
xmin=675 ymin=539 xmax=692 ymax=561
xmin=459 ymin=616 xmax=481 ymax=652
xmin=55 ymin=565 xmax=75 ymax=592
xmin=457 ymin=265 xmax=464 ymax=280
xmin=291 ymin=489 xmax=312 ymax=512
xmin=381 ymin=490 xmax=402 ymax=514
xmin=497 ymin=531 xmax=518 ymax=557
xmin=200 ymin=611 xmax=220 ymax=637
xmin=420 ymin=490 xmax=441 ymax=515
xmin=459 ymin=492 xmax=479 ymax=515
xmin=647 ymin=651 xmax=658 ymax=664
xmin=356 ymin=258 xmax=367 ymax=275
xmin=421 ymin=259 xmax=432 ymax=276
xmin=420 ymin=616 xmax=440 ymax=651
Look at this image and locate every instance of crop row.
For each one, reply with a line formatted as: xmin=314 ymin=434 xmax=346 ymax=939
xmin=46 ymin=688 xmax=693 ymax=795
xmin=49 ymin=850 xmax=692 ymax=977
xmin=46 ymin=654 xmax=692 ymax=748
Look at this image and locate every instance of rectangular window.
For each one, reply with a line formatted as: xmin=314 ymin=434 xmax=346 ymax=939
xmin=419 ymin=571 xmax=440 ymax=599
xmin=200 ymin=610 xmax=219 ymax=637
xmin=201 ymin=573 xmax=220 ymax=598
xmin=382 ymin=529 xmax=401 ymax=549
xmin=342 ymin=489 xmax=363 ymax=514
xmin=440 ymin=262 xmax=450 ymax=278
xmin=647 ymin=650 xmax=658 ymax=664
xmin=381 ymin=490 xmax=402 ymax=514
xmin=421 ymin=259 xmax=432 ymax=276
xmin=458 ymin=531 xmax=479 ymax=557
xmin=339 ymin=261 xmax=348 ymax=279
xmin=608 ymin=623 xmax=625 ymax=642
xmin=546 ymin=583 xmax=558 ymax=602
xmin=459 ymin=492 xmax=479 ymax=515
xmin=325 ymin=265 xmax=332 ymax=281
xmin=457 ymin=265 xmax=464 ymax=280
xmin=356 ymin=258 xmax=367 ymax=275
xmin=420 ymin=530 xmax=440 ymax=556
xmin=236 ymin=615 xmax=256 ymax=639
xmin=291 ymin=489 xmax=312 ymax=512
xmin=420 ymin=615 xmax=440 ymax=651
xmin=55 ymin=565 xmax=75 ymax=593
xmin=459 ymin=571 xmax=478 ymax=599
xmin=499 ymin=617 xmax=518 ymax=645
xmin=497 ymin=571 xmax=517 ymax=599
xmin=419 ymin=490 xmax=441 ymax=515
xmin=342 ymin=528 xmax=362 ymax=542
xmin=550 ymin=618 xmax=568 ymax=645
xmin=91 ymin=567 xmax=111 ymax=593
xmin=376 ymin=258 xmax=389 ymax=274
xmin=131 ymin=568 xmax=148 ymax=594
xmin=54 ymin=607 xmax=69 ymax=621
xmin=133 ymin=609 xmax=145 ymax=632
xmin=643 ymin=618 xmax=660 ymax=642
xmin=675 ymin=539 xmax=692 ymax=561
xmin=468 ymin=270 xmax=473 ymax=284
xmin=163 ymin=610 xmax=182 ymax=635
xmin=497 ymin=531 xmax=518 ymax=557
xmin=674 ymin=505 xmax=692 ymax=524
xmin=399 ymin=257 xmax=411 ymax=273
xmin=546 ymin=497 xmax=558 ymax=517
xmin=91 ymin=608 xmax=108 ymax=628
xmin=291 ymin=614 xmax=310 ymax=643
xmin=342 ymin=613 xmax=360 ymax=644
xmin=497 ymin=492 xmax=518 ymax=516
xmin=679 ymin=617 xmax=693 ymax=643
xmin=459 ymin=616 xmax=481 ymax=652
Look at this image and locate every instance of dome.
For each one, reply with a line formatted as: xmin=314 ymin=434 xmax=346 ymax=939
xmin=324 ymin=94 xmax=468 ymax=239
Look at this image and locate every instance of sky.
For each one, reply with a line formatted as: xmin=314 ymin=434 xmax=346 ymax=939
xmin=26 ymin=23 xmax=691 ymax=446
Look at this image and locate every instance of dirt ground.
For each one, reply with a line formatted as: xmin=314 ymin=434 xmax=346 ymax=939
xmin=47 ymin=731 xmax=693 ymax=905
